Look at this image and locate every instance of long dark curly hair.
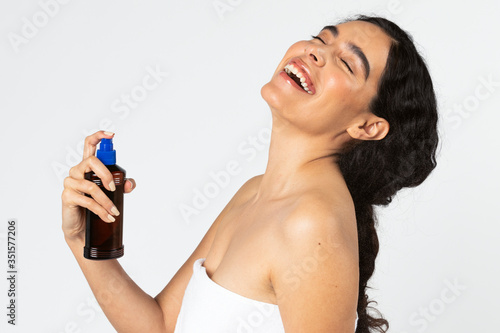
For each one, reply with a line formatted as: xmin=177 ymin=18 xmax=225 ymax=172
xmin=332 ymin=15 xmax=439 ymax=332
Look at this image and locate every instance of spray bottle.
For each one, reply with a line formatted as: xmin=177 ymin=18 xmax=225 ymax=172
xmin=84 ymin=138 xmax=126 ymax=260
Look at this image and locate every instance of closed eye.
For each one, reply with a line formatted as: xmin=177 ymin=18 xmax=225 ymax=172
xmin=310 ymin=35 xmax=354 ymax=75
xmin=341 ymin=59 xmax=353 ymax=74
xmin=310 ymin=35 xmax=325 ymax=44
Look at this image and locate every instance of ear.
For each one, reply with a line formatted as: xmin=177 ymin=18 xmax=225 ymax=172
xmin=346 ymin=116 xmax=390 ymax=141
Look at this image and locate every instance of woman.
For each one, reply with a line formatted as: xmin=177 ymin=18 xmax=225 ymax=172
xmin=61 ymin=15 xmax=438 ymax=333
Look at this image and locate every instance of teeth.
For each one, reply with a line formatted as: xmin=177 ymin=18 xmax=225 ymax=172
xmin=284 ymin=63 xmax=313 ymax=94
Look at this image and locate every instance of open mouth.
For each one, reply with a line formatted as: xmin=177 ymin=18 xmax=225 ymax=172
xmin=284 ymin=63 xmax=313 ymax=94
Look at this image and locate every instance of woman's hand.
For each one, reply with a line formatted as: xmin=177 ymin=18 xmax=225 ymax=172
xmin=61 ymin=130 xmax=136 ymax=242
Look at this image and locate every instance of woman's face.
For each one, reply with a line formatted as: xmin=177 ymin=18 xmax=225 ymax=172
xmin=261 ymin=20 xmax=393 ymax=137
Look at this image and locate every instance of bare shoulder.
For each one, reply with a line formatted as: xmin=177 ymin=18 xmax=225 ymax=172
xmin=268 ymin=191 xmax=359 ymax=331
xmin=231 ymin=174 xmax=263 ymax=204
xmin=242 ymin=174 xmax=264 ymax=192
xmin=278 ymin=190 xmax=358 ymax=256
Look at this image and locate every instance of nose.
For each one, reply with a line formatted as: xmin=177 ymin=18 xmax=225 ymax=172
xmin=305 ymin=43 xmax=325 ymax=67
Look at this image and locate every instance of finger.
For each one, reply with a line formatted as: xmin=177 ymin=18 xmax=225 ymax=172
xmin=62 ymin=187 xmax=116 ymax=223
xmin=124 ymin=178 xmax=136 ymax=193
xmin=64 ymin=177 xmax=120 ymax=217
xmin=70 ymin=156 xmax=115 ymax=192
xmin=83 ymin=130 xmax=115 ymax=160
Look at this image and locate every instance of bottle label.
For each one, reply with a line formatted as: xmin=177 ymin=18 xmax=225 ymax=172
xmin=88 ymin=171 xmax=124 ymax=187
xmin=112 ymin=172 xmax=124 ymax=186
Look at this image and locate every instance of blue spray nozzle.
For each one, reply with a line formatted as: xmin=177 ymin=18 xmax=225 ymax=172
xmin=97 ymin=138 xmax=116 ymax=165
xmin=100 ymin=138 xmax=113 ymax=151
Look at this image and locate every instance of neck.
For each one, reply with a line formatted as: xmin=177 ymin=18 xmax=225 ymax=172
xmin=253 ymin=114 xmax=347 ymax=203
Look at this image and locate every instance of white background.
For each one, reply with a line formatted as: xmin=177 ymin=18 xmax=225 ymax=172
xmin=1 ymin=0 xmax=499 ymax=332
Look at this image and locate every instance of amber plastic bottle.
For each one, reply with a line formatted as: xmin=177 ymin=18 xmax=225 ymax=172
xmin=84 ymin=138 xmax=126 ymax=260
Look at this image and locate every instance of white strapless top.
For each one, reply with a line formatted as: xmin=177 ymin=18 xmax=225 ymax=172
xmin=174 ymin=258 xmax=358 ymax=332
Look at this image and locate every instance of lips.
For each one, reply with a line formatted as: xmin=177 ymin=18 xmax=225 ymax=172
xmin=286 ymin=58 xmax=315 ymax=94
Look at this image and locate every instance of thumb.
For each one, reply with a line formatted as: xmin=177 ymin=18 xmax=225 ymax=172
xmin=124 ymin=178 xmax=136 ymax=193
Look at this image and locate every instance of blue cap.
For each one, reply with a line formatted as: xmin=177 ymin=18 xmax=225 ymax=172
xmin=96 ymin=138 xmax=116 ymax=165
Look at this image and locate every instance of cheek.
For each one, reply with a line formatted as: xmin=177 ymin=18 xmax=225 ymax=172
xmin=306 ymin=75 xmax=365 ymax=130
xmin=321 ymin=74 xmax=355 ymax=109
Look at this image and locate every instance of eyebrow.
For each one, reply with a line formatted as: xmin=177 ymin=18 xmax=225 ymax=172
xmin=322 ymin=25 xmax=339 ymax=37
xmin=320 ymin=25 xmax=371 ymax=80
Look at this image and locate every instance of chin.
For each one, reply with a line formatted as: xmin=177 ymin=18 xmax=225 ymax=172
xmin=260 ymin=79 xmax=286 ymax=112
xmin=260 ymin=82 xmax=274 ymax=105
xmin=262 ymin=82 xmax=302 ymax=130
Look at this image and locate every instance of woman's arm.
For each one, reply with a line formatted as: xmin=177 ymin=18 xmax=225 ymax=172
xmin=64 ymin=234 xmax=166 ymax=332
xmin=64 ymin=178 xmax=236 ymax=333
xmin=62 ymin=130 xmax=167 ymax=332
xmin=269 ymin=195 xmax=359 ymax=332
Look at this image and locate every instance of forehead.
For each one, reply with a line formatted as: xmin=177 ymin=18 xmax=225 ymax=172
xmin=322 ymin=21 xmax=393 ymax=80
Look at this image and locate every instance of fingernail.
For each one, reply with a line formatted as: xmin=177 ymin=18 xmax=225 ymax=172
xmin=111 ymin=206 xmax=120 ymax=216
xmin=109 ymin=181 xmax=116 ymax=192
xmin=107 ymin=214 xmax=116 ymax=222
xmin=104 ymin=131 xmax=115 ymax=136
